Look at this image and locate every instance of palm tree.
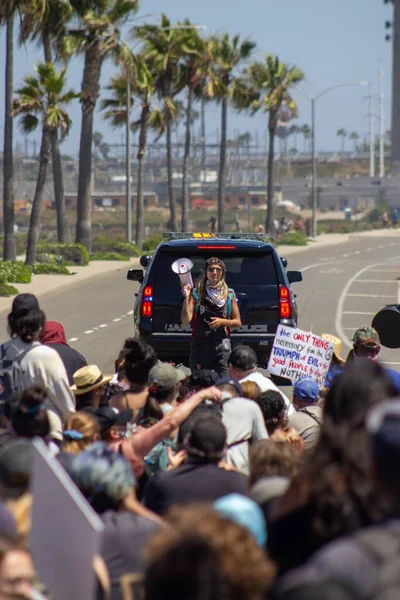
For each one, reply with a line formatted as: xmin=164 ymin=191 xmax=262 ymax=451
xmin=337 ymin=128 xmax=347 ymax=154
xmin=101 ymin=60 xmax=157 ymax=249
xmin=207 ymin=34 xmax=255 ymax=231
xmin=0 ymin=1 xmax=23 ymax=260
xmin=136 ymin=15 xmax=191 ymax=232
xmin=288 ymin=123 xmax=299 ymax=152
xmin=179 ymin=30 xmax=211 ymax=232
xmin=13 ymin=63 xmax=78 ymax=265
xmin=61 ymin=0 xmax=138 ymax=251
xmin=245 ymin=56 xmax=304 ymax=235
xmin=20 ymin=0 xmax=73 ymax=243
xmin=301 ymin=124 xmax=311 ymax=153
xmin=349 ymin=131 xmax=359 ymax=154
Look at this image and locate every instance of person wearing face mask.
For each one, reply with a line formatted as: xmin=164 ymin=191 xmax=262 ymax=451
xmin=181 ymin=257 xmax=241 ymax=378
xmin=346 ymin=327 xmax=400 ymax=393
xmin=140 ymin=364 xmax=186 ymax=476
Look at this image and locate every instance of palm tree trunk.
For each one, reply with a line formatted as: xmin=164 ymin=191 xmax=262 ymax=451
xmin=42 ymin=33 xmax=71 ymax=244
xmin=3 ymin=12 xmax=16 ymax=261
xmin=25 ymin=129 xmax=50 ymax=266
xmin=201 ymin=98 xmax=206 ymax=183
xmin=76 ymin=46 xmax=103 ymax=252
xmin=166 ymin=111 xmax=176 ymax=231
xmin=136 ymin=104 xmax=150 ymax=250
xmin=341 ymin=136 xmax=345 ymax=154
xmin=217 ymin=95 xmax=228 ymax=232
xmin=181 ymin=86 xmax=194 ymax=232
xmin=266 ymin=117 xmax=276 ymax=237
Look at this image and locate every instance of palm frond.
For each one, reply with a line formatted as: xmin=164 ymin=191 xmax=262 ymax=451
xmin=19 ymin=113 xmax=39 ymax=134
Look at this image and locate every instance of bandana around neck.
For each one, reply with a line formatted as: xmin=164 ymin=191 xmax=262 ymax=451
xmin=206 ymin=281 xmax=226 ymax=308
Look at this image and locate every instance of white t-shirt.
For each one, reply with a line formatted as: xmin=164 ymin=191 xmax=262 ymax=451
xmin=240 ymin=371 xmax=295 ymax=416
xmin=221 ymin=396 xmax=268 ymax=475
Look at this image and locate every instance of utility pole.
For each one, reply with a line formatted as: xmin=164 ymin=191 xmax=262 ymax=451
xmin=390 ymin=0 xmax=400 ymax=173
xmin=126 ymin=78 xmax=132 ymax=242
xmin=379 ymin=67 xmax=385 ymax=178
xmin=369 ymin=82 xmax=375 ymax=178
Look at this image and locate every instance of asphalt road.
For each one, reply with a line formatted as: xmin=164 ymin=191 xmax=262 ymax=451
xmin=2 ymin=233 xmax=400 ymax=375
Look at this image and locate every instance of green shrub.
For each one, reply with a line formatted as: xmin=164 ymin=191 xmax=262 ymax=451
xmin=92 ymin=235 xmax=139 ymax=257
xmin=90 ymin=252 xmax=130 ymax=261
xmin=277 ymin=232 xmax=308 ymax=246
xmin=142 ymin=234 xmax=164 ymax=252
xmin=35 ymin=253 xmax=59 ymax=265
xmin=0 ymin=283 xmax=19 ymax=297
xmin=0 ymin=261 xmax=32 ymax=284
xmin=37 ymin=243 xmax=89 ymax=266
xmin=32 ymin=263 xmax=72 ymax=275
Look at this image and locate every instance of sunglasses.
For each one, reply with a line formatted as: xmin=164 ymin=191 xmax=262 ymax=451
xmin=208 ymin=267 xmax=223 ymax=273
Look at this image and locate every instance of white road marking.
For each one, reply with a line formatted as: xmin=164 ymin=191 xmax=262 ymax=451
xmin=355 ymin=251 xmax=360 ymax=255
xmin=378 ymin=245 xmax=385 ymax=249
xmin=126 ymin=310 xmax=134 ymax=315
xmin=84 ymin=330 xmax=93 ymax=334
xmin=384 ymin=362 xmax=400 ymax=366
xmin=390 ymin=242 xmax=397 ymax=246
xmin=300 ymin=261 xmax=340 ymax=273
xmin=347 ymin=294 xmax=394 ymax=299
xmin=68 ymin=337 xmax=79 ymax=342
xmin=366 ymin=248 xmax=372 ymax=252
xmin=341 ymin=253 xmax=348 ymax=257
xmin=356 ymin=279 xmax=396 ymax=284
xmin=121 ymin=315 xmax=127 ymax=318
xmin=113 ymin=318 xmax=121 ymax=322
xmin=99 ymin=324 xmax=108 ymax=328
xmin=335 ymin=262 xmax=381 ymax=349
xmin=343 ymin=311 xmax=376 ymax=315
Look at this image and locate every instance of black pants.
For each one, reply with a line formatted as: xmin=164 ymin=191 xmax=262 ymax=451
xmin=189 ymin=338 xmax=231 ymax=378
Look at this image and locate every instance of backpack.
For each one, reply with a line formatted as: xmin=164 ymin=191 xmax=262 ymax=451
xmin=352 ymin=525 xmax=400 ymax=599
xmin=0 ymin=343 xmax=35 ymax=405
xmin=191 ymin=288 xmax=235 ymax=340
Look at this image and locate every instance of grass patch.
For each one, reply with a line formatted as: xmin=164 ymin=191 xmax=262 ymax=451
xmin=92 ymin=235 xmax=139 ymax=257
xmin=32 ymin=263 xmax=72 ymax=275
xmin=277 ymin=232 xmax=308 ymax=246
xmin=0 ymin=283 xmax=19 ymax=297
xmin=90 ymin=252 xmax=130 ymax=261
xmin=0 ymin=262 xmax=32 ymax=284
xmin=142 ymin=234 xmax=164 ymax=253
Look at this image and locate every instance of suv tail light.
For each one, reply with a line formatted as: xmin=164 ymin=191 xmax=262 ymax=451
xmin=279 ymin=285 xmax=292 ymax=319
xmin=141 ymin=285 xmax=153 ymax=318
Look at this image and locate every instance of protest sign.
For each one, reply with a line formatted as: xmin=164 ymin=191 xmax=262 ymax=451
xmin=268 ymin=324 xmax=334 ymax=386
xmin=30 ymin=439 xmax=104 ymax=600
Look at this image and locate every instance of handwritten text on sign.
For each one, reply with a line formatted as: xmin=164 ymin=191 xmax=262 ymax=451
xmin=268 ymin=325 xmax=334 ymax=386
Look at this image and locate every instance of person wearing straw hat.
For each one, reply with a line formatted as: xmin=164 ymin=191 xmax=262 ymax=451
xmin=71 ymin=365 xmax=112 ymax=411
xmin=321 ymin=333 xmax=345 ymax=394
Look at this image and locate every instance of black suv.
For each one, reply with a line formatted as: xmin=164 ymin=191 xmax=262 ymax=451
xmin=127 ymin=233 xmax=302 ymax=367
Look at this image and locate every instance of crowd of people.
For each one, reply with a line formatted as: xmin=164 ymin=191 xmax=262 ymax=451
xmin=0 ymin=292 xmax=399 ymax=599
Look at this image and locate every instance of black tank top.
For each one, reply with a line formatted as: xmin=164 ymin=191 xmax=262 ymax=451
xmin=195 ymin=294 xmax=229 ymax=341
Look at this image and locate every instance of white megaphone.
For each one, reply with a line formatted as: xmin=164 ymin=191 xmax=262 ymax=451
xmin=172 ymin=258 xmax=194 ymax=293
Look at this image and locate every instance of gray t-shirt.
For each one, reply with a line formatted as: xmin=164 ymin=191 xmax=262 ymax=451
xmin=288 ymin=405 xmax=323 ymax=450
xmin=221 ymin=397 xmax=268 ymax=475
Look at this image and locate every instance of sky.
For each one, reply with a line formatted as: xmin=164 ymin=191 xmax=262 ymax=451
xmin=0 ymin=0 xmax=394 ymax=157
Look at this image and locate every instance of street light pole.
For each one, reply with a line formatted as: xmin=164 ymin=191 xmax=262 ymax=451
xmin=126 ymin=78 xmax=132 ymax=242
xmin=311 ymin=98 xmax=317 ymax=238
xmin=295 ymin=82 xmax=368 ymax=238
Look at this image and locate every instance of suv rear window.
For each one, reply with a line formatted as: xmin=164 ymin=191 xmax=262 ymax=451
xmin=153 ymin=250 xmax=278 ymax=295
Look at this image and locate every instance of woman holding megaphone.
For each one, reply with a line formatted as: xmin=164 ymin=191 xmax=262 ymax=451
xmin=181 ymin=257 xmax=241 ymax=377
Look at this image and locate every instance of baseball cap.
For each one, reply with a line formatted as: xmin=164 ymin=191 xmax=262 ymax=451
xmin=94 ymin=407 xmax=133 ymax=434
xmin=353 ymin=327 xmax=380 ymax=349
xmin=189 ymin=369 xmax=219 ymax=389
xmin=366 ymin=400 xmax=400 ymax=479
xmin=228 ymin=345 xmax=257 ymax=371
xmin=214 ymin=494 xmax=267 ymax=547
xmin=10 ymin=293 xmax=39 ymax=315
xmin=186 ymin=414 xmax=227 ymax=460
xmin=148 ymin=364 xmax=181 ymax=391
xmin=215 ymin=377 xmax=243 ymax=398
xmin=293 ymin=378 xmax=319 ymax=402
xmin=0 ymin=439 xmax=32 ymax=499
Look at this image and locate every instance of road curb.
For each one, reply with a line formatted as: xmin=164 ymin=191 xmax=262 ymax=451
xmin=0 ymin=257 xmax=140 ymax=314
